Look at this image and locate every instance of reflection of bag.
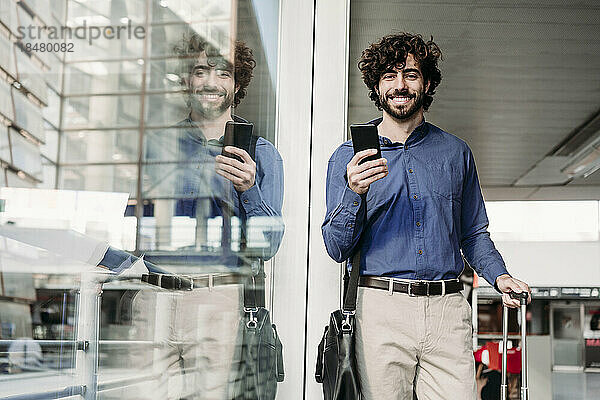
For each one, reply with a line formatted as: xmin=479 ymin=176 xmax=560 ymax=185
xmin=229 ymin=274 xmax=284 ymax=400
xmin=315 ymin=252 xmax=361 ymax=399
xmin=229 ymin=307 xmax=284 ymax=400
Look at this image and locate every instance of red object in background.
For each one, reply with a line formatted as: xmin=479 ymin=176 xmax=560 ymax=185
xmin=506 ymin=348 xmax=521 ymax=374
xmin=474 ymin=347 xmax=484 ymax=363
xmin=476 ymin=341 xmax=521 ymax=373
xmin=486 ymin=341 xmax=501 ymax=371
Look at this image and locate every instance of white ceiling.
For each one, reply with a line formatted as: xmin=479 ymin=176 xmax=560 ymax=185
xmin=348 ymin=0 xmax=600 ymax=197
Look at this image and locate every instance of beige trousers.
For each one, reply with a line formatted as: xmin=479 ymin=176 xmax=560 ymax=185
xmin=121 ymin=284 xmax=243 ymax=400
xmin=355 ymin=286 xmax=476 ymax=400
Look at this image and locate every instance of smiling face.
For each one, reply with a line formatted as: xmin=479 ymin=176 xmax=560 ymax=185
xmin=187 ymin=52 xmax=237 ymax=120
xmin=376 ymin=53 xmax=429 ymax=121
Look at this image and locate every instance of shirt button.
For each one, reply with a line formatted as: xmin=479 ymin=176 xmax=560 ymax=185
xmin=409 ymin=169 xmax=414 ymax=173
xmin=416 ymin=221 xmax=421 ymax=227
xmin=413 ymin=195 xmax=418 ymax=200
xmin=243 ymin=199 xmax=249 ymax=204
xmin=347 ymin=223 xmax=353 ymax=228
xmin=418 ymin=250 xmax=423 ymax=255
xmin=353 ymin=201 xmax=359 ymax=206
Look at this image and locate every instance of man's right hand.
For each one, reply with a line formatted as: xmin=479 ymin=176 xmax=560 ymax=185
xmin=347 ymin=149 xmax=388 ymax=195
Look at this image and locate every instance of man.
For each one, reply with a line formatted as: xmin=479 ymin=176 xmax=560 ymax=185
xmin=128 ymin=34 xmax=284 ymax=400
xmin=322 ymin=33 xmax=530 ymax=399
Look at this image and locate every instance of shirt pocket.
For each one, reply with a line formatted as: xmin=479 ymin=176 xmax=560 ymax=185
xmin=426 ymin=164 xmax=462 ymax=201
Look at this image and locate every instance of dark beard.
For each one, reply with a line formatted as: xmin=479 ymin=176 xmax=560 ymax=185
xmin=188 ymin=91 xmax=234 ymax=120
xmin=380 ymin=89 xmax=424 ymax=121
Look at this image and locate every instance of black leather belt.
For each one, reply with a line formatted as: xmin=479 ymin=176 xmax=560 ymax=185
xmin=359 ymin=276 xmax=463 ymax=296
xmin=142 ymin=272 xmax=245 ymax=290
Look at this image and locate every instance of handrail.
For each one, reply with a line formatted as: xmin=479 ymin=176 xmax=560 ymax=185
xmin=0 ymin=340 xmax=87 ymax=351
xmin=1 ymin=385 xmax=85 ymax=400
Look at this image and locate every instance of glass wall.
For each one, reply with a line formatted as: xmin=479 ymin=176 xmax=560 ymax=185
xmin=1 ymin=1 xmax=289 ymax=399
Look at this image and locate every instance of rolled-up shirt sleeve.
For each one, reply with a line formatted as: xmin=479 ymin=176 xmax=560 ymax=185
xmin=322 ymin=150 xmax=367 ymax=263
xmin=460 ymin=148 xmax=510 ymax=286
xmin=98 ymin=246 xmax=164 ymax=274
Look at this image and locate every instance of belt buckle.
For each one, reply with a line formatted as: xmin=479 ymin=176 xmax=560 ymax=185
xmin=408 ymin=282 xmax=416 ymax=297
xmin=181 ymin=275 xmax=193 ymax=291
xmin=409 ymin=281 xmax=428 ymax=297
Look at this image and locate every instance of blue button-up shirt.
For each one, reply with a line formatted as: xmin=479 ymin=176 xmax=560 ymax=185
xmin=321 ymin=118 xmax=508 ymax=286
xmin=173 ymin=116 xmax=284 ymax=261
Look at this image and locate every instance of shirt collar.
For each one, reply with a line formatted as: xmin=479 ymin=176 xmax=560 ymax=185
xmin=182 ymin=114 xmax=248 ymax=145
xmin=367 ymin=116 xmax=429 ymax=147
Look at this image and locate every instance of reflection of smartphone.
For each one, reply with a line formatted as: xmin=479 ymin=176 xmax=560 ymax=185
xmin=350 ymin=123 xmax=381 ymax=164
xmin=222 ymin=121 xmax=253 ymax=162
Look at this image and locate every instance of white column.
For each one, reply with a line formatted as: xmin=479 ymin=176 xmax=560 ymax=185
xmin=272 ymin=0 xmax=350 ymax=398
xmin=270 ymin=0 xmax=315 ymax=398
xmin=305 ymin=0 xmax=351 ymax=398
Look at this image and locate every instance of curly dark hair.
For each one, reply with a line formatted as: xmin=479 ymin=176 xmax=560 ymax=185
xmin=233 ymin=41 xmax=256 ymax=106
xmin=358 ymin=33 xmax=442 ymax=111
xmin=173 ymin=33 xmax=256 ymax=107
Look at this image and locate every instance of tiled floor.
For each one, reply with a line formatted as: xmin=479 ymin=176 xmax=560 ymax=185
xmin=552 ymin=372 xmax=600 ymax=400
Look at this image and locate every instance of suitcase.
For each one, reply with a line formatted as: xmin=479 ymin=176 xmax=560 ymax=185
xmin=501 ymin=291 xmax=529 ymax=400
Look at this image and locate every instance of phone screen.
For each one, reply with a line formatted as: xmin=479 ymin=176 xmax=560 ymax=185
xmin=222 ymin=121 xmax=253 ymax=162
xmin=350 ymin=124 xmax=381 ymax=164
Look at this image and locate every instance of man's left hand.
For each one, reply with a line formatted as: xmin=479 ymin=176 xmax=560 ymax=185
xmin=215 ymin=146 xmax=256 ymax=192
xmin=495 ymin=274 xmax=531 ymax=308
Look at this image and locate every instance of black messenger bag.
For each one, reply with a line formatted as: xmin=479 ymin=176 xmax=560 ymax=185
xmin=315 ymin=251 xmax=362 ymax=399
xmin=228 ymin=273 xmax=284 ymax=400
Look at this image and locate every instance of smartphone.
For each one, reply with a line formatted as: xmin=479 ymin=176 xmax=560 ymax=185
xmin=222 ymin=121 xmax=254 ymax=162
xmin=350 ymin=123 xmax=381 ymax=164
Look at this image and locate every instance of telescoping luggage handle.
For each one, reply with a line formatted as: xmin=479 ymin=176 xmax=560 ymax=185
xmin=501 ymin=291 xmax=529 ymax=400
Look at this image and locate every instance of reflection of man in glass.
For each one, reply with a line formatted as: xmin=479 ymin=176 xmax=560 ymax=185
xmin=187 ymin=38 xmax=260 ymax=193
xmin=130 ymin=34 xmax=284 ymax=400
xmin=168 ymin=34 xmax=284 ymax=259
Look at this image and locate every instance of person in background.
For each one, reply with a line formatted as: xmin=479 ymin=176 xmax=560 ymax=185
xmin=475 ymin=347 xmax=501 ymax=400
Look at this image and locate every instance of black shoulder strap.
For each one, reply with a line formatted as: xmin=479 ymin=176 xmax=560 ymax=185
xmin=341 ymin=190 xmax=366 ymax=312
xmin=243 ymin=270 xmax=265 ymax=308
xmin=342 ymin=251 xmax=361 ymax=313
xmin=340 ymin=179 xmax=369 ymax=313
xmin=241 ymin=134 xmax=262 ymax=309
